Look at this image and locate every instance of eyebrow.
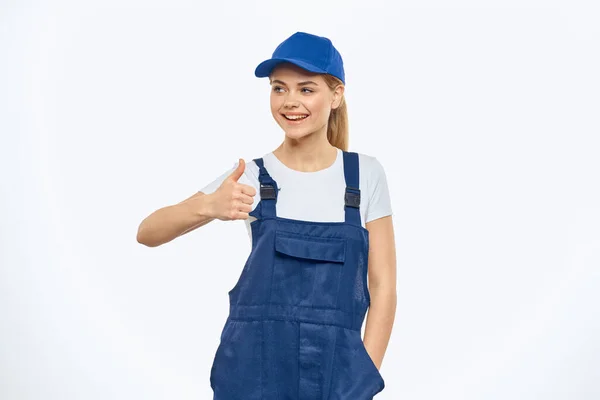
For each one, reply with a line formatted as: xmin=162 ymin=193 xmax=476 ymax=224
xmin=270 ymin=79 xmax=319 ymax=86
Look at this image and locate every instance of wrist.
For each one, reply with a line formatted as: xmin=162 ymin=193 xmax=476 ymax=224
xmin=198 ymin=192 xmax=215 ymax=219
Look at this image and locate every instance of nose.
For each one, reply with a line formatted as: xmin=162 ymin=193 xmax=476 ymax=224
xmin=283 ymin=101 xmax=298 ymax=110
xmin=283 ymin=99 xmax=300 ymax=109
xmin=281 ymin=90 xmax=302 ymax=109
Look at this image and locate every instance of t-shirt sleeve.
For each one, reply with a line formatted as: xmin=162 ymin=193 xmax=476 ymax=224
xmin=365 ymin=157 xmax=393 ymax=223
xmin=199 ymin=163 xmax=236 ymax=195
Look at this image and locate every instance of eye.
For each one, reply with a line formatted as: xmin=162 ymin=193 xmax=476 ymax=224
xmin=272 ymin=86 xmax=284 ymax=93
xmin=301 ymin=88 xmax=314 ymax=93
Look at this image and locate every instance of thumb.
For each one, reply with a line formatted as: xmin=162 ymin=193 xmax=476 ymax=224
xmin=227 ymin=158 xmax=245 ymax=182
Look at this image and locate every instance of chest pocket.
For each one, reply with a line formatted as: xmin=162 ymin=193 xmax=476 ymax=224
xmin=271 ymin=230 xmax=347 ymax=308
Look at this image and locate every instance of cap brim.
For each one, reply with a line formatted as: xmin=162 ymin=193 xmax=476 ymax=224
xmin=254 ymin=58 xmax=327 ymax=78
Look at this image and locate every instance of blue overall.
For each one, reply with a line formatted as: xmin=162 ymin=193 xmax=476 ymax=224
xmin=209 ymin=151 xmax=385 ymax=399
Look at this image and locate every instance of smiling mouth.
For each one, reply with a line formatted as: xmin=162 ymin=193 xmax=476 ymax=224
xmin=282 ymin=114 xmax=309 ymax=121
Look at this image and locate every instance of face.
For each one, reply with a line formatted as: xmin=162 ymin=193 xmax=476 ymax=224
xmin=269 ymin=63 xmax=344 ymax=140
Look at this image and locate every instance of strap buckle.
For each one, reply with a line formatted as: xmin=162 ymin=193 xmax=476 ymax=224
xmin=344 ymin=186 xmax=360 ymax=208
xmin=260 ymin=183 xmax=277 ymax=200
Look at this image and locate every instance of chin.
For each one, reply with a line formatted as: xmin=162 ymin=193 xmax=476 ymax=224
xmin=283 ymin=130 xmax=311 ymax=139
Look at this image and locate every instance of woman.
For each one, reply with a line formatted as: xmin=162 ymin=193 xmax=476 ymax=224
xmin=137 ymin=31 xmax=397 ymax=399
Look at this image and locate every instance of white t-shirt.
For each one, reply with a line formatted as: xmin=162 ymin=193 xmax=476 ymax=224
xmin=199 ymin=148 xmax=393 ymax=243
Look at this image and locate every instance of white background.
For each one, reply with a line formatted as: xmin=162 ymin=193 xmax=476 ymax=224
xmin=1 ymin=0 xmax=599 ymax=399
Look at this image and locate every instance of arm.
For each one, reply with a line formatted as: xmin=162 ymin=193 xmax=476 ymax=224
xmin=136 ymin=159 xmax=255 ymax=247
xmin=136 ymin=191 xmax=215 ymax=247
xmin=363 ymin=215 xmax=397 ymax=370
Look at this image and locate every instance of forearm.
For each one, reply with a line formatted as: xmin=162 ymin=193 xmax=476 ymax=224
xmin=363 ymin=283 xmax=397 ymax=370
xmin=136 ymin=192 xmax=215 ymax=247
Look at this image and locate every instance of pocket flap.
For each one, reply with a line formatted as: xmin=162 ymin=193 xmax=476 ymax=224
xmin=275 ymin=231 xmax=346 ymax=263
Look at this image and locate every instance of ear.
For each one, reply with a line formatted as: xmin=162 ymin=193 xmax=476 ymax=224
xmin=331 ymin=85 xmax=345 ymax=110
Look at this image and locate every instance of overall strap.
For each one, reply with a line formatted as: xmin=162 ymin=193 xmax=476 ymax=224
xmin=343 ymin=151 xmax=362 ymax=227
xmin=253 ymin=157 xmax=278 ymax=219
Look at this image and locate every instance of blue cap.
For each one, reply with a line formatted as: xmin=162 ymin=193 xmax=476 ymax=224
xmin=254 ymin=32 xmax=345 ymax=85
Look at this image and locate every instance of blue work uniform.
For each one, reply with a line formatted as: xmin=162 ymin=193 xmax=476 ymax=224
xmin=209 ymin=151 xmax=385 ymax=399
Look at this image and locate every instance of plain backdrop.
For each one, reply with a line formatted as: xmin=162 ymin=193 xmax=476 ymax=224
xmin=1 ymin=0 xmax=599 ymax=399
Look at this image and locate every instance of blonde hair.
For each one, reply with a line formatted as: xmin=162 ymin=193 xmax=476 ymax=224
xmin=322 ymin=74 xmax=348 ymax=151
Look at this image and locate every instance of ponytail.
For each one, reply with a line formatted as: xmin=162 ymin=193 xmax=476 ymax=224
xmin=322 ymin=74 xmax=349 ymax=151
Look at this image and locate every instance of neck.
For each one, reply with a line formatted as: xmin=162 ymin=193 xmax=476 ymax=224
xmin=274 ymin=132 xmax=337 ymax=173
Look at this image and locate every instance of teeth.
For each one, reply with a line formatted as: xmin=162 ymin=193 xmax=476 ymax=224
xmin=285 ymin=114 xmax=308 ymax=120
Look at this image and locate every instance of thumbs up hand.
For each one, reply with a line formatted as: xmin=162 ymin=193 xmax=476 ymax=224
xmin=206 ymin=159 xmax=257 ymax=221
